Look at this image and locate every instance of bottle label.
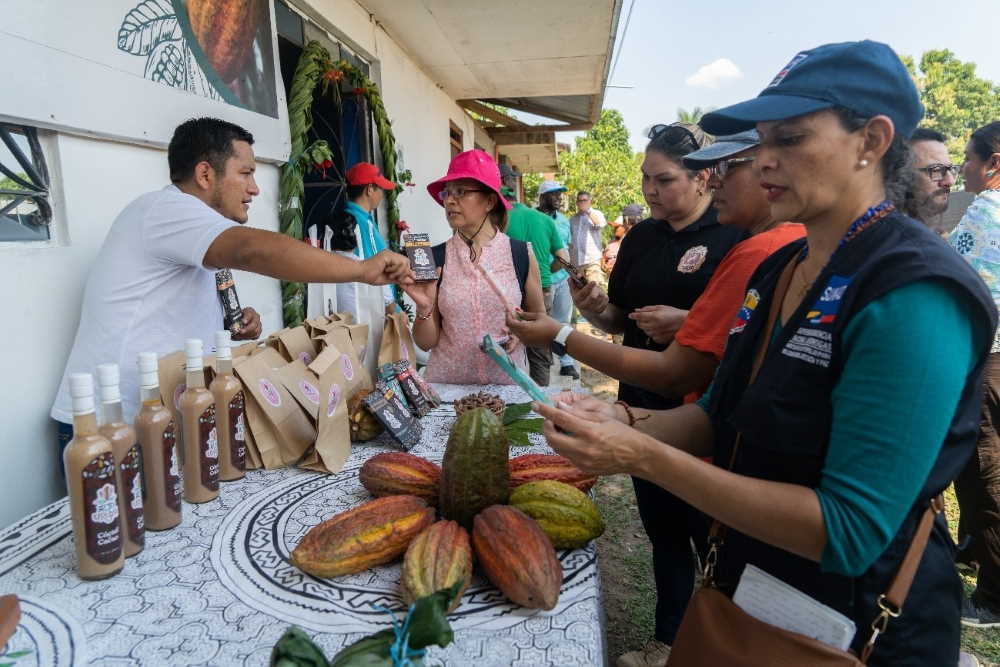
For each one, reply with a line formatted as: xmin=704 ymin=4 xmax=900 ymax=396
xmin=163 ymin=421 xmax=182 ymax=512
xmin=119 ymin=443 xmax=145 ymax=546
xmin=200 ymin=404 xmax=219 ymax=491
xmin=82 ymin=453 xmax=122 ymax=564
xmin=229 ymin=391 xmax=246 ymax=472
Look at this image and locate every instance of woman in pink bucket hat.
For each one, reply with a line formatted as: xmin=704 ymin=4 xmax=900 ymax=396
xmin=404 ymin=149 xmax=544 ymax=385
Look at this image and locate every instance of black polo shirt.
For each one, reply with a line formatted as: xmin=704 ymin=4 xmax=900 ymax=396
xmin=607 ymin=207 xmax=746 ymax=409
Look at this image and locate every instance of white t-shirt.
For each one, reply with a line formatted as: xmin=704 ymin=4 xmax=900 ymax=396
xmin=51 ymin=185 xmax=237 ymax=424
xmin=569 ymin=208 xmax=607 ymax=266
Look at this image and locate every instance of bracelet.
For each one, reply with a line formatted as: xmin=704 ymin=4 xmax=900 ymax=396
xmin=414 ymin=307 xmax=434 ymax=322
xmin=614 ymin=400 xmax=635 ymax=427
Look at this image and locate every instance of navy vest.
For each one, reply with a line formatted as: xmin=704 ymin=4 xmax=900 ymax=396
xmin=706 ymin=212 xmax=997 ymax=664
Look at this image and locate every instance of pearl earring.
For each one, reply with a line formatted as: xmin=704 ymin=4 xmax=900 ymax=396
xmin=859 ymin=159 xmax=869 ymax=167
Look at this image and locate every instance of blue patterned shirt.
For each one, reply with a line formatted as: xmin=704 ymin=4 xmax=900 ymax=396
xmin=949 ymin=190 xmax=1000 ymax=350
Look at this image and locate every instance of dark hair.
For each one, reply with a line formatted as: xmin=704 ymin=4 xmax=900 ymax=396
xmin=168 ymin=117 xmax=254 ymax=183
xmin=910 ymin=128 xmax=946 ymax=144
xmin=489 ymin=199 xmax=508 ymax=233
xmin=970 ymin=121 xmax=1000 ymax=162
xmin=576 ymin=191 xmax=591 ymax=200
xmin=328 ymin=184 xmax=378 ymax=252
xmin=346 ymin=184 xmax=368 ymax=201
xmin=646 ymin=122 xmax=711 ymax=173
xmin=832 ymin=106 xmax=912 ymax=206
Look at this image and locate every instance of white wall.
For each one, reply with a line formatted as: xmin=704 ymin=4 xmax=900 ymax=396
xmin=0 ymin=0 xmax=492 ymax=527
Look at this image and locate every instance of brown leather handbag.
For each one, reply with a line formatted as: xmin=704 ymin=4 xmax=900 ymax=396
xmin=667 ymin=257 xmax=944 ymax=666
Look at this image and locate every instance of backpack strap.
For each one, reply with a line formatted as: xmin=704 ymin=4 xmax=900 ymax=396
xmin=509 ymin=238 xmax=530 ymax=306
xmin=432 ymin=242 xmax=447 ymax=272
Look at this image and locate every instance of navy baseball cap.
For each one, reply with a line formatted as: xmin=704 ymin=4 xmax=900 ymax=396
xmin=700 ymin=40 xmax=923 ymax=139
xmin=682 ymin=130 xmax=760 ymax=170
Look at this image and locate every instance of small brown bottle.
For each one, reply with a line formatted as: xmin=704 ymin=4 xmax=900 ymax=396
xmin=180 ymin=339 xmax=219 ymax=503
xmin=210 ymin=331 xmax=246 ymax=482
xmin=135 ymin=352 xmax=181 ymax=531
xmin=96 ymin=363 xmax=144 ymax=557
xmin=64 ymin=373 xmax=124 ymax=580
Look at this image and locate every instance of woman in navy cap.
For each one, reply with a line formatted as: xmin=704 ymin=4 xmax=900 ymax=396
xmin=535 ymin=40 xmax=997 ymax=664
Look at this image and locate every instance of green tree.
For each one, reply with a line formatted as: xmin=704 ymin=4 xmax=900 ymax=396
xmin=556 ymin=109 xmax=645 ymax=236
xmin=676 ymin=106 xmax=714 ymax=123
xmin=522 ymin=171 xmax=542 ymax=205
xmin=904 ymin=50 xmax=1000 ymax=163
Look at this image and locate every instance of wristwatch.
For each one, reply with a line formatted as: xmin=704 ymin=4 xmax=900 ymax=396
xmin=554 ymin=325 xmax=574 ymax=346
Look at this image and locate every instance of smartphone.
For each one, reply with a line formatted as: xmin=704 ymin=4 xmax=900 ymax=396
xmin=555 ymin=256 xmax=587 ymax=288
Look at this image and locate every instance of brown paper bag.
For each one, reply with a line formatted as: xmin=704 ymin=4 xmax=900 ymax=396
xmin=274 ymin=360 xmax=322 ymax=422
xmin=233 ymin=353 xmax=280 ymax=469
xmin=276 ymin=326 xmax=319 ymax=365
xmin=234 ymin=348 xmax=316 ymax=467
xmin=378 ymin=311 xmax=418 ymax=367
xmin=298 ymin=350 xmax=351 ymax=473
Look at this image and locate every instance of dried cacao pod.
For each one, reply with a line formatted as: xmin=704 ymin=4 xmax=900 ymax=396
xmin=509 ymin=480 xmax=605 ymax=549
xmin=401 ymin=520 xmax=472 ymax=612
xmin=187 ymin=0 xmax=265 ymax=83
xmin=472 ymin=505 xmax=561 ymax=610
xmin=359 ymin=452 xmax=441 ymax=505
xmin=508 ymin=453 xmax=597 ymax=493
xmin=439 ymin=408 xmax=509 ymax=529
xmin=290 ymin=495 xmax=434 ymax=578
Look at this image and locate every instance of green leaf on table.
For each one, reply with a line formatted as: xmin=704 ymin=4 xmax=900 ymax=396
xmin=406 ymin=581 xmax=462 ymax=649
xmin=502 ymin=402 xmax=533 ymax=425
xmin=270 ymin=626 xmax=331 ymax=667
xmin=505 ymin=417 xmax=545 ymax=447
xmin=328 ymin=631 xmax=395 ymax=667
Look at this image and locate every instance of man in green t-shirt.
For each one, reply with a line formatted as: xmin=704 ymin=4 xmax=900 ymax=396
xmin=502 ymin=187 xmax=570 ymax=385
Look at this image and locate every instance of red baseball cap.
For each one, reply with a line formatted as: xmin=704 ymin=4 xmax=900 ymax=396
xmin=346 ymin=162 xmax=396 ymax=190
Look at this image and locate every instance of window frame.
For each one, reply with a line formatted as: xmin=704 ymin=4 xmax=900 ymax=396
xmin=0 ymin=123 xmax=53 ymax=243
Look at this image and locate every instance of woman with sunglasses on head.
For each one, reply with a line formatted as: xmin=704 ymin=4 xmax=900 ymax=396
xmin=949 ymin=121 xmax=1000 ymax=629
xmin=535 ymin=41 xmax=996 ymax=665
xmin=403 ymin=149 xmax=544 ymax=385
xmin=508 ymin=130 xmax=802 ymax=665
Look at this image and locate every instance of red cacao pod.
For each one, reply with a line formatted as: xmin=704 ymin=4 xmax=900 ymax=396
xmin=401 ymin=520 xmax=472 ymax=612
xmin=359 ymin=452 xmax=441 ymax=504
xmin=508 ymin=454 xmax=597 ymax=493
xmin=290 ymin=495 xmax=433 ymax=578
xmin=472 ymin=505 xmax=562 ymax=610
xmin=187 ymin=0 xmax=265 ymax=83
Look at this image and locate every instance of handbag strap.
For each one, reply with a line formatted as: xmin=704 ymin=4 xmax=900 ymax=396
xmin=701 ymin=252 xmax=944 ymax=662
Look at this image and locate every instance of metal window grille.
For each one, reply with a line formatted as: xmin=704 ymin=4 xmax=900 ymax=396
xmin=0 ymin=124 xmax=51 ymax=241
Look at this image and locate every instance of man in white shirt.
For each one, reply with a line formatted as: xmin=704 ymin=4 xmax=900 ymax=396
xmin=52 ymin=117 xmax=411 ymax=433
xmin=568 ymin=191 xmax=608 ymax=285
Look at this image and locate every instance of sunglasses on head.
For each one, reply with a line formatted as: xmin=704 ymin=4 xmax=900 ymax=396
xmin=647 ymin=123 xmax=701 ymax=152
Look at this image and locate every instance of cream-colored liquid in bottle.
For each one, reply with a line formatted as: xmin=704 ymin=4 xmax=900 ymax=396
xmin=96 ymin=364 xmax=144 ymax=558
xmin=135 ymin=352 xmax=182 ymax=531
xmin=64 ymin=373 xmax=124 ymax=580
xmin=180 ymin=339 xmax=219 ymax=503
xmin=210 ymin=331 xmax=246 ymax=482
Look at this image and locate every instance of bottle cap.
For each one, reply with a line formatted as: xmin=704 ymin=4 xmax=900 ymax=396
xmin=185 ymin=339 xmax=203 ymax=371
xmin=137 ymin=352 xmax=159 ymax=389
xmin=69 ymin=372 xmax=95 ymax=415
xmin=96 ymin=363 xmax=121 ymax=403
xmin=215 ymin=330 xmax=232 ymax=360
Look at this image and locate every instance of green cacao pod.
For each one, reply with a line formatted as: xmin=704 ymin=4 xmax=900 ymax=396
xmin=401 ymin=520 xmax=472 ymax=612
xmin=439 ymin=408 xmax=509 ymax=529
xmin=359 ymin=452 xmax=440 ymax=504
xmin=508 ymin=453 xmax=597 ymax=492
xmin=472 ymin=505 xmax=562 ymax=610
xmin=290 ymin=495 xmax=434 ymax=578
xmin=509 ymin=480 xmax=605 ymax=549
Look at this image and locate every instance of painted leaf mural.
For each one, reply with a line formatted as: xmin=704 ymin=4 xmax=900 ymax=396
xmin=117 ymin=0 xmax=182 ymax=56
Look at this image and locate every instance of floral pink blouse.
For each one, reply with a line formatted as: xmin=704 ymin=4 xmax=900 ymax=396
xmin=425 ymin=232 xmax=527 ymax=384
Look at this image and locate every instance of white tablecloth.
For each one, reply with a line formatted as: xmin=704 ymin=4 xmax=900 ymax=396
xmin=0 ymin=384 xmax=606 ymax=666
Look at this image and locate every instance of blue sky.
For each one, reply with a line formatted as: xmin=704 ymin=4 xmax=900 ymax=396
xmin=558 ymin=0 xmax=1000 ymax=153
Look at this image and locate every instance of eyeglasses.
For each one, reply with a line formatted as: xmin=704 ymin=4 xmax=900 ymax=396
xmin=916 ymin=163 xmax=959 ymax=182
xmin=711 ymin=157 xmax=756 ymax=179
xmin=647 ymin=123 xmax=701 ymax=153
xmin=437 ymin=186 xmax=487 ymax=202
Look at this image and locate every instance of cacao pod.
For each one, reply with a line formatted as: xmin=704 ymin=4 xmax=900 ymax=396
xmin=509 ymin=480 xmax=605 ymax=549
xmin=473 ymin=505 xmax=562 ymax=610
xmin=439 ymin=408 xmax=509 ymax=529
xmin=359 ymin=452 xmax=440 ymax=504
xmin=187 ymin=0 xmax=265 ymax=83
xmin=508 ymin=453 xmax=597 ymax=492
xmin=401 ymin=520 xmax=472 ymax=612
xmin=290 ymin=495 xmax=434 ymax=578
xmin=349 ymin=390 xmax=385 ymax=441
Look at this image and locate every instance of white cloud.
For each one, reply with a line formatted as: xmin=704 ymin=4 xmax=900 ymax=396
xmin=685 ymin=58 xmax=743 ymax=90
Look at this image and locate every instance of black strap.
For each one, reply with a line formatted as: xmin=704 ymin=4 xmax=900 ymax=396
xmin=431 ymin=239 xmax=529 ymax=307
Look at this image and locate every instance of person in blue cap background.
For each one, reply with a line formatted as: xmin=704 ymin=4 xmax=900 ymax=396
xmin=538 ymin=179 xmax=580 ymax=378
xmin=533 ymin=40 xmax=996 ymax=665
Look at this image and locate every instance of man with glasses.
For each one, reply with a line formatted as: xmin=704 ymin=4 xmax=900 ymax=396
xmin=905 ymin=128 xmax=958 ymax=234
xmin=569 ymin=191 xmax=608 ymax=288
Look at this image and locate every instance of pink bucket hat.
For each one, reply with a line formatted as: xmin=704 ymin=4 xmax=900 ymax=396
xmin=426 ymin=149 xmax=512 ymax=211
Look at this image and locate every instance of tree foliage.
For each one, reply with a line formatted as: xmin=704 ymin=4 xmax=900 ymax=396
xmin=676 ymin=107 xmax=714 ymax=123
xmin=904 ymin=50 xmax=1000 ymax=163
xmin=556 ymin=109 xmax=644 ymax=229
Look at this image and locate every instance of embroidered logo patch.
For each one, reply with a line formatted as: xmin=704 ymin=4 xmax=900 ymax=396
xmin=678 ymin=245 xmax=708 ymax=273
xmin=768 ymin=53 xmax=808 ymax=87
xmin=804 ymin=274 xmax=853 ymax=325
xmin=782 ymin=274 xmax=853 ymax=368
xmin=730 ymin=289 xmax=760 ymax=334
